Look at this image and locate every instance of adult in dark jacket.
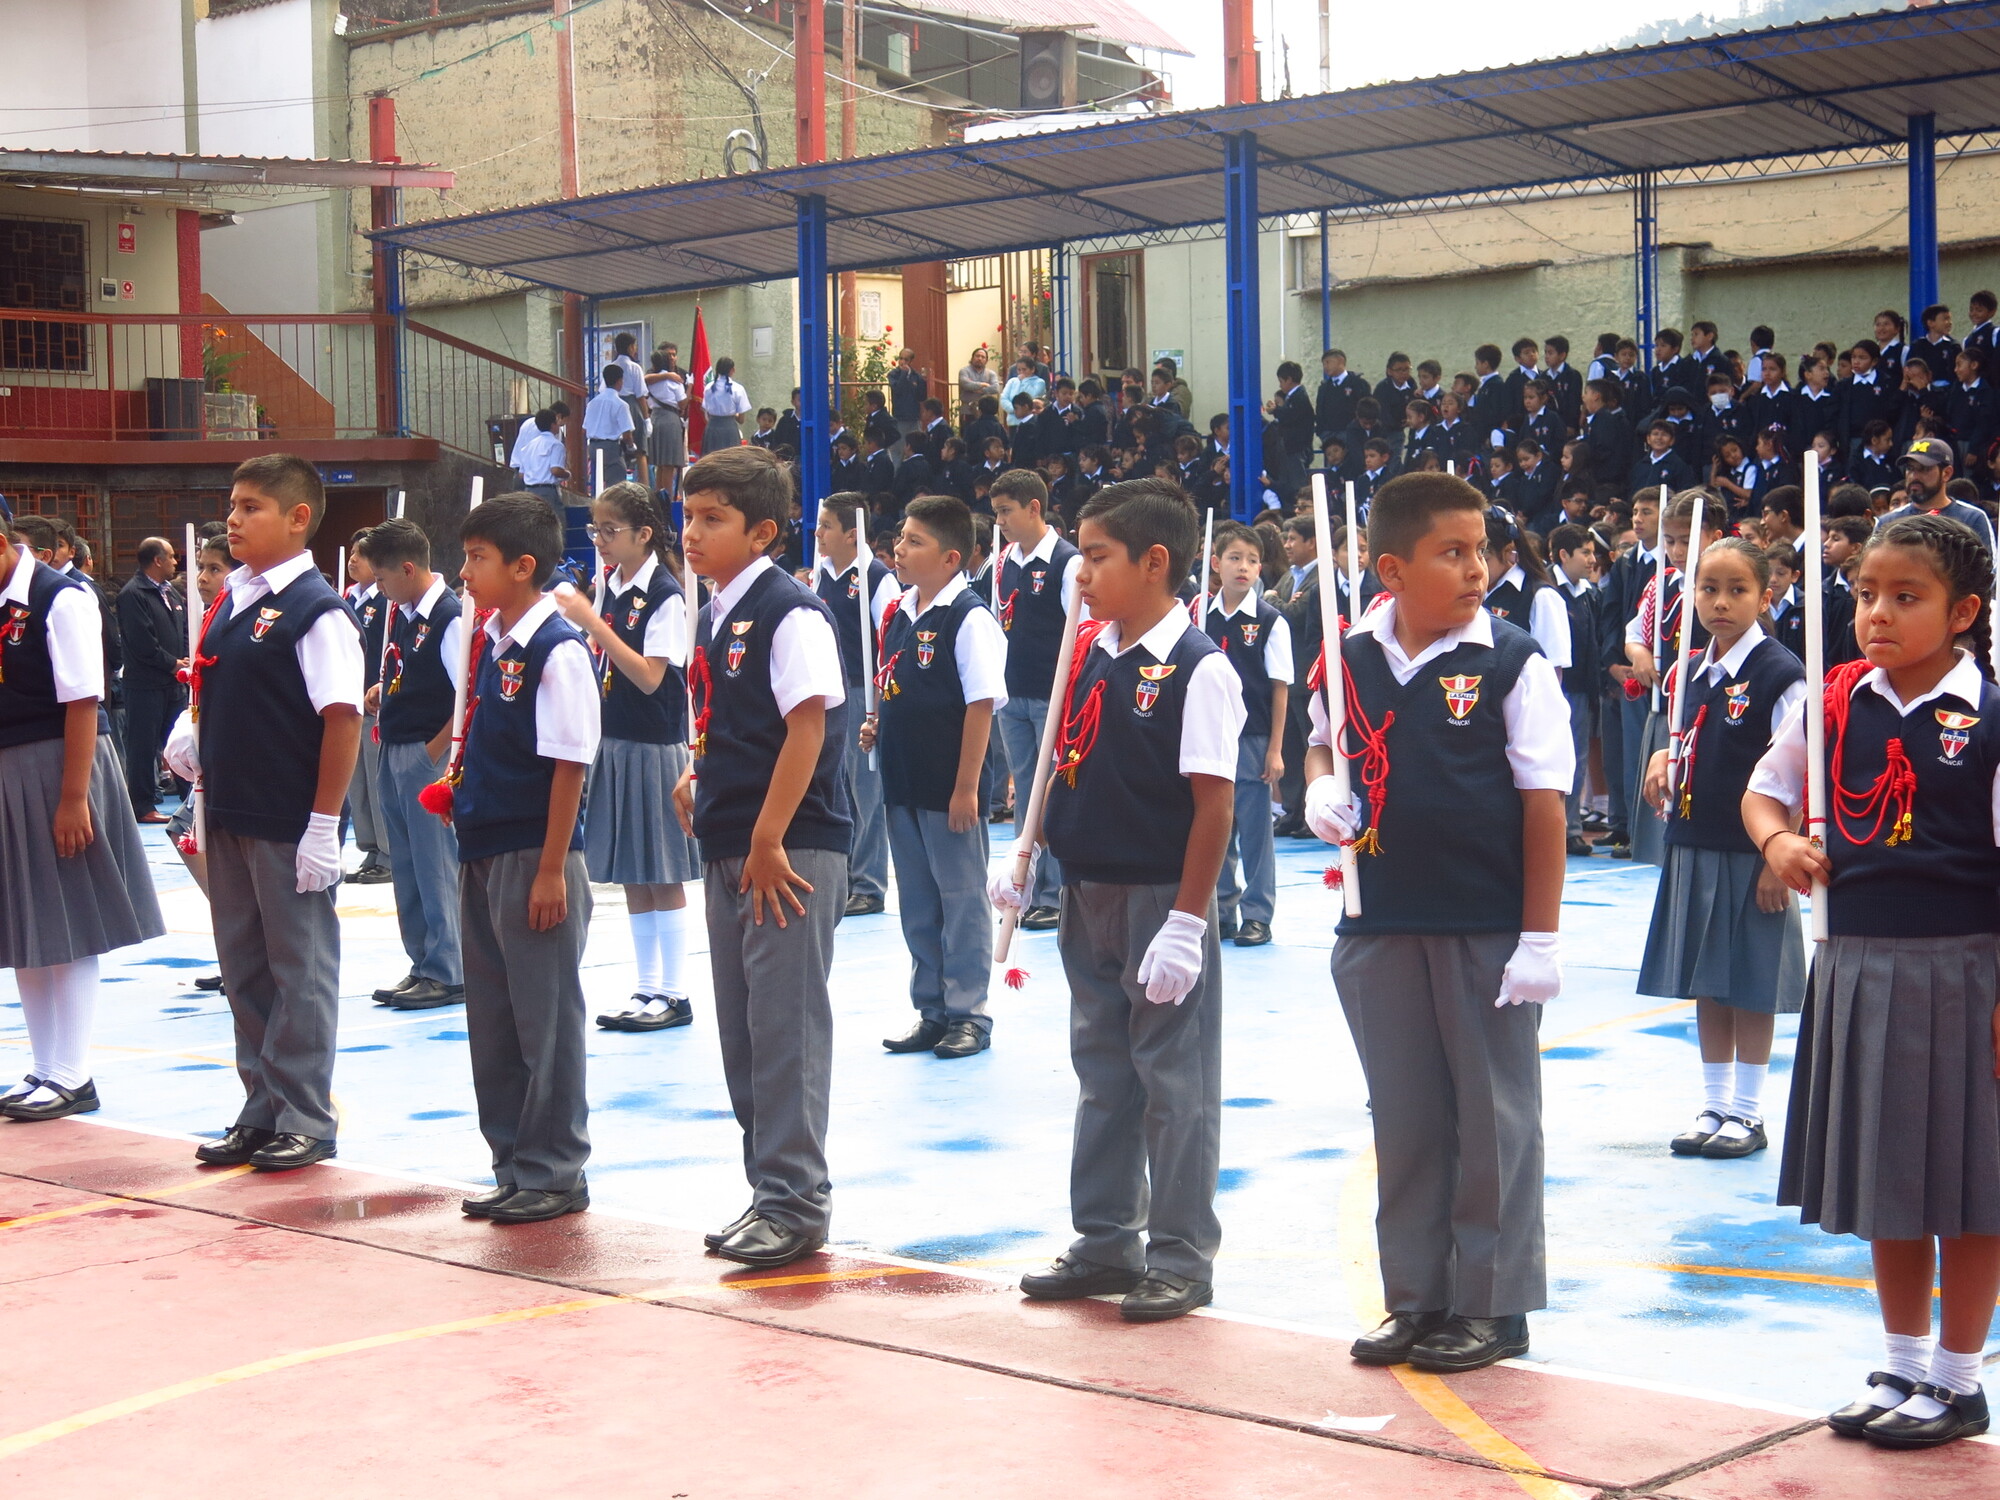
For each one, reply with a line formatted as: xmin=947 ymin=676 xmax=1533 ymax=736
xmin=117 ymin=535 xmax=189 ymax=820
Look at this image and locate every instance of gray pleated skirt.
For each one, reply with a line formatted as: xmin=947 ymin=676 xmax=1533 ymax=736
xmin=1778 ymin=934 xmax=2000 ymax=1241
xmin=585 ymin=736 xmax=700 ymax=886
xmin=700 ymin=414 xmax=742 ymax=454
xmin=1637 ymin=844 xmax=1805 ymax=1013
xmin=1629 ymin=710 xmax=1668 ymax=868
xmin=649 ymin=407 xmax=686 ymax=468
xmin=0 ymin=734 xmax=165 ymax=968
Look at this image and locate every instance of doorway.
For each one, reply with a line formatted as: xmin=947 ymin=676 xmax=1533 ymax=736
xmin=1082 ymin=252 xmax=1143 ymax=384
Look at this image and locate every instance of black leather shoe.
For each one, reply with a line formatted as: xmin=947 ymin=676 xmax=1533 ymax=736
xmin=1608 ymin=841 xmax=1634 ymax=859
xmin=933 ymin=1020 xmax=990 ymax=1059
xmin=0 ymin=1079 xmax=99 ymax=1121
xmin=1700 ymin=1118 xmax=1768 ymax=1159
xmin=1863 ymin=1384 xmax=1991 ymax=1448
xmin=715 ymin=1214 xmax=825 ymax=1268
xmin=388 ymin=978 xmax=464 ymax=1011
xmin=623 ymin=996 xmax=693 ymax=1032
xmin=1670 ymin=1113 xmax=1724 ymax=1156
xmin=1219 ymin=914 xmax=1240 ymax=939
xmin=1566 ymin=835 xmax=1595 ymax=857
xmin=196 ymin=1124 xmax=276 ymax=1165
xmin=1351 ymin=1309 xmax=1453 ymax=1366
xmin=883 ymin=1018 xmax=948 ymax=1053
xmin=1828 ymin=1372 xmax=1917 ymax=1437
xmin=596 ymin=993 xmax=652 ymax=1031
xmin=372 ymin=974 xmax=420 ymax=1006
xmin=1407 ymin=1314 xmax=1529 ymax=1372
xmin=1019 ymin=1253 xmax=1142 ymax=1301
xmin=843 ymin=893 xmax=886 ymax=917
xmin=194 ymin=974 xmax=226 ymax=993
xmin=704 ymin=1207 xmax=759 ymax=1251
xmin=484 ymin=1186 xmax=588 ymax=1224
xmin=1120 ymin=1271 xmax=1213 ymax=1322
xmin=988 ymin=806 xmax=1013 ymax=824
xmin=347 ymin=860 xmax=393 ymax=885
xmin=1273 ymin=817 xmax=1305 ymax=838
xmin=247 ymin=1134 xmax=338 ymax=1171
xmin=1233 ymin=919 xmax=1272 ymax=947
xmin=0 ymin=1074 xmax=44 ymax=1107
xmin=461 ymin=1184 xmax=517 ymax=1217
xmin=1020 ymin=905 xmax=1061 ymax=931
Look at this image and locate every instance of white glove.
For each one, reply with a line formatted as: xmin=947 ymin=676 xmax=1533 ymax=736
xmin=1135 ymin=909 xmax=1207 ymax=1006
xmin=1304 ymin=775 xmax=1362 ymax=845
xmin=295 ymin=812 xmax=342 ymax=895
xmin=163 ymin=709 xmax=200 ymax=783
xmin=988 ymin=844 xmax=1040 ymax=914
xmin=1497 ymin=931 xmax=1562 ymax=1007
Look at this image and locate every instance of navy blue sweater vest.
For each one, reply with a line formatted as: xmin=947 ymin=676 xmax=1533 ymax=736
xmin=0 ymin=561 xmax=109 ymax=748
xmin=1044 ymin=623 xmax=1221 ymax=885
xmin=1205 ymin=596 xmax=1283 ymax=739
xmin=600 ymin=569 xmax=686 ymax=746
xmin=1827 ymin=675 xmax=2000 ymax=937
xmin=691 ymin=566 xmax=851 ymax=862
xmin=815 ymin=558 xmax=893 ymax=687
xmin=1483 ymin=575 xmax=1550 ymax=638
xmin=201 ymin=569 xmax=356 ymax=843
xmin=378 ymin=590 xmax=462 ymax=745
xmin=1336 ymin=620 xmax=1540 ymax=935
xmin=878 ymin=590 xmax=993 ymax=812
xmin=1665 ymin=637 xmax=1802 ymax=854
xmin=354 ymin=588 xmax=387 ymax=691
xmin=455 ymin=612 xmax=588 ymax=862
xmin=1000 ymin=537 xmax=1077 ymax=700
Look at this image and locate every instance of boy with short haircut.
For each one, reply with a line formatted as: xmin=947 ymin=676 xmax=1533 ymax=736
xmin=997 ymin=478 xmax=1245 ymax=1323
xmin=165 ymin=455 xmax=363 ymax=1171
xmin=864 ymin=496 xmax=1008 ymax=1059
xmin=1203 ymin=520 xmax=1292 ymax=947
xmin=446 ymin=493 xmax=598 ymax=1223
xmin=1548 ymin=522 xmax=1600 ymax=856
xmin=585 ymin=364 xmax=636 ymax=485
xmin=340 ymin=537 xmax=391 ymax=884
xmin=1305 ymin=471 xmax=1572 ymax=1371
xmin=674 ymin=447 xmax=850 ymax=1268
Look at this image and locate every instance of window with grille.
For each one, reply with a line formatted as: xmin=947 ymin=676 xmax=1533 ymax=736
xmin=1 ymin=217 xmax=90 ymax=373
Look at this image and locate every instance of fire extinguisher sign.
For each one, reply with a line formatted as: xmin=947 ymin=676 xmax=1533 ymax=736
xmin=117 ymin=223 xmax=136 ymax=254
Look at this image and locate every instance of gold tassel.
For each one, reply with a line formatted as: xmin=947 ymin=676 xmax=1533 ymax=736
xmin=1351 ymin=826 xmax=1383 ymax=857
xmin=1888 ymin=811 xmax=1913 ymax=846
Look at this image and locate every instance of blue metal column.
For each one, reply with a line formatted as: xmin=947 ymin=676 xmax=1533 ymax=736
xmin=1908 ymin=112 xmax=1939 ymax=323
xmin=1633 ymin=172 xmax=1659 ymax=375
xmin=797 ymin=193 xmax=830 ymax=566
xmin=385 ymin=238 xmax=407 ymax=438
xmin=1318 ymin=210 xmax=1331 ymax=354
xmin=1225 ymin=130 xmax=1261 ymax=522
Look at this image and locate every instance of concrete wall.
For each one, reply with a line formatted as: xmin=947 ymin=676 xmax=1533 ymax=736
xmin=0 ymin=187 xmax=184 ymax=319
xmin=195 ymin=0 xmax=316 ymax=157
xmin=202 ymin=200 xmax=325 ymax=314
xmin=2 ymin=0 xmax=188 ymax=152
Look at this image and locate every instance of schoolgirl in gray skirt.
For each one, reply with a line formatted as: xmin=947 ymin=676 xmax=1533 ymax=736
xmin=0 ymin=515 xmax=164 ymax=1120
xmin=1745 ymin=513 xmax=2000 ymax=1451
xmin=554 ymin=482 xmax=702 ymax=1034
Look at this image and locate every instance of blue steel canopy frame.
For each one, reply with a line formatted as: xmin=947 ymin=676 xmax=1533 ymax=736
xmin=797 ymin=194 xmax=831 ymax=563
xmin=1225 ymin=132 xmax=1262 ymax=523
xmin=1908 ymin=112 xmax=1940 ymax=322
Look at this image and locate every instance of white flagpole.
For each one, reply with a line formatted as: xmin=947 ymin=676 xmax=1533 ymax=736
xmin=1312 ymin=473 xmax=1361 ymax=917
xmin=1343 ymin=478 xmax=1362 ymax=618
xmin=1651 ymin=484 xmax=1668 ymax=714
xmin=856 ymin=502 xmax=877 ymax=771
xmin=183 ymin=521 xmax=205 ymax=855
xmin=1802 ymin=457 xmax=1828 ymax=942
xmin=445 ymin=476 xmax=485 ymax=767
xmin=1666 ymin=544 xmax=1693 ymax=819
xmin=593 ymin=445 xmax=605 ymax=499
xmin=378 ymin=490 xmax=406 ymax=701
xmin=994 ymin=569 xmax=1082 ymax=973
xmin=1196 ymin=507 xmax=1214 ymax=625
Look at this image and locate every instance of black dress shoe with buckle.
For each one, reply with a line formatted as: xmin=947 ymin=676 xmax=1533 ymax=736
xmin=1407 ymin=1313 xmax=1529 ymax=1372
xmin=1828 ymin=1372 xmax=1918 ymax=1437
xmin=194 ymin=974 xmax=226 ymax=993
xmin=933 ymin=1019 xmax=990 ymax=1059
xmin=1351 ymin=1309 xmax=1453 ymax=1366
xmin=1019 ymin=1253 xmax=1142 ymax=1301
xmin=0 ymin=1079 xmax=99 ymax=1121
xmin=705 ymin=1207 xmax=760 ymax=1251
xmin=883 ymin=1018 xmax=948 ymax=1053
xmin=1233 ymin=919 xmax=1272 ymax=947
xmin=0 ymin=1074 xmax=45 ymax=1108
xmin=715 ymin=1214 xmax=824 ymax=1268
xmin=484 ymin=1186 xmax=589 ymax=1224
xmin=1700 ymin=1118 xmax=1768 ymax=1159
xmin=372 ymin=974 xmax=420 ymax=1006
xmin=843 ymin=893 xmax=886 ymax=918
xmin=1120 ymin=1271 xmax=1213 ymax=1322
xmin=1863 ymin=1384 xmax=1991 ymax=1448
xmin=623 ymin=995 xmax=693 ymax=1032
xmin=196 ymin=1124 xmax=277 ymax=1165
xmin=1020 ymin=905 xmax=1061 ymax=931
xmin=388 ymin=978 xmax=465 ymax=1011
xmin=1670 ymin=1112 xmax=1724 ymax=1156
xmin=461 ymin=1184 xmax=517 ymax=1217
xmin=247 ymin=1133 xmax=338 ymax=1171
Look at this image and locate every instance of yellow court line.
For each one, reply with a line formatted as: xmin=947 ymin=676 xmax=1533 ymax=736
xmin=0 ymin=1165 xmax=255 ymax=1231
xmin=1540 ymin=998 xmax=1693 ymax=1052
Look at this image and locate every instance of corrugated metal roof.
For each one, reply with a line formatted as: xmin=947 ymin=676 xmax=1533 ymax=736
xmin=373 ymin=1 xmax=2000 ymax=300
xmin=891 ymin=0 xmax=1189 ymax=56
xmin=2 ymin=149 xmax=453 ymax=191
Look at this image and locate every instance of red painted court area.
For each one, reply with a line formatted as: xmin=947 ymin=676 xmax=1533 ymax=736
xmin=3 ymin=1121 xmax=1996 ymax=1499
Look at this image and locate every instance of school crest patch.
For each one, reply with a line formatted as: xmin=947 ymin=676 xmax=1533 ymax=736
xmin=1937 ymin=708 xmax=1979 ymax=761
xmin=2 ymin=604 xmax=28 ymax=645
xmin=1486 ymin=605 xmax=1510 ymax=620
xmin=626 ymin=594 xmax=647 ymax=631
xmin=1135 ymin=662 xmax=1176 ymax=716
xmin=497 ymin=657 xmax=525 ymax=701
xmin=413 ymin=623 xmax=431 ymax=653
xmin=251 ymin=606 xmax=283 ymax=641
xmin=1030 ymin=570 xmax=1047 ymax=595
xmin=726 ymin=639 xmax=748 ymax=675
xmin=846 ymin=574 xmax=861 ymax=599
xmin=915 ymin=630 xmax=937 ymax=669
xmin=1239 ymin=621 xmax=1261 ymax=648
xmin=1724 ymin=682 xmax=1751 ymax=723
xmin=1440 ymin=673 xmax=1482 ymax=720
xmin=360 ymin=602 xmax=377 ymax=629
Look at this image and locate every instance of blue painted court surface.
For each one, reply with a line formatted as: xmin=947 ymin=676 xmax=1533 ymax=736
xmin=3 ymin=825 xmax=1970 ymax=1419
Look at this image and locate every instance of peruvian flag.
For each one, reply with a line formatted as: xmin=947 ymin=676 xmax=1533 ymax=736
xmin=685 ymin=306 xmax=711 ymax=454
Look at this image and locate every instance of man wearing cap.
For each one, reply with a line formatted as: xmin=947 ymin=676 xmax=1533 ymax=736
xmin=1880 ymin=437 xmax=1996 ymax=550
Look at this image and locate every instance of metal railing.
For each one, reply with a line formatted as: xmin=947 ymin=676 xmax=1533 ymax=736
xmin=402 ymin=318 xmax=583 ymax=463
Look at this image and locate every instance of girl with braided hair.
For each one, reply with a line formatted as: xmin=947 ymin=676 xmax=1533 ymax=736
xmin=1746 ymin=512 xmax=2000 ymax=1449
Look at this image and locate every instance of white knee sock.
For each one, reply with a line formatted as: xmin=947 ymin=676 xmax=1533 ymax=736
xmin=628 ymin=910 xmax=662 ymax=995
xmin=1897 ymin=1346 xmax=1985 ymax=1420
xmin=656 ymin=904 xmax=687 ymax=998
xmin=1860 ymin=1331 xmax=1934 ymax=1408
xmin=1699 ymin=1062 xmax=1731 ymax=1126
xmin=14 ymin=957 xmax=97 ymax=1096
xmin=11 ymin=966 xmax=59 ymax=1088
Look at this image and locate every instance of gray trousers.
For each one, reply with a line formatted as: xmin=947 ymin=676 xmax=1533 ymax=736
xmin=996 ymin=694 xmax=1062 ymax=907
xmin=886 ymin=804 xmax=992 ymax=1030
xmin=460 ymin=847 xmax=593 ymax=1192
xmin=207 ymin=826 xmax=341 ymax=1138
xmin=1330 ymin=932 xmax=1547 ymax=1318
xmin=837 ymin=700 xmax=889 ymax=900
xmin=1216 ymin=733 xmax=1277 ymax=926
xmin=1060 ymin=881 xmax=1223 ymax=1282
xmin=705 ymin=846 xmax=844 ymax=1236
xmin=376 ymin=738 xmax=463 ymax=984
xmin=347 ymin=712 xmax=386 ymax=855
xmin=1563 ymin=688 xmax=1593 ymax=837
xmin=986 ymin=731 xmax=1010 ymax=815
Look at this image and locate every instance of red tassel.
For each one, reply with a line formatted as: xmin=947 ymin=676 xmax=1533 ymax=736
xmin=176 ymin=831 xmax=199 ymax=856
xmin=1322 ymin=865 xmax=1343 ymax=889
xmin=417 ymin=779 xmax=455 ymax=818
xmin=1003 ymin=967 xmax=1030 ymax=990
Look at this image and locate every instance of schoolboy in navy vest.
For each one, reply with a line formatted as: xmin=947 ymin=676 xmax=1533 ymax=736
xmin=1205 ymin=520 xmax=1291 ymax=948
xmin=356 ymin=518 xmax=465 ymax=1012
xmin=1303 ymin=472 xmax=1572 ymax=1373
xmin=163 ymin=455 xmax=362 ymax=1172
xmin=992 ymin=469 xmax=1079 ymax=929
xmin=862 ymin=495 xmax=1009 ymax=1060
xmin=343 ymin=535 xmax=391 ymax=884
xmin=811 ymin=495 xmax=900 ymax=919
xmin=447 ymin=493 xmax=598 ymax=1224
xmin=1548 ymin=524 xmax=1602 ymax=856
xmin=673 ymin=446 xmax=850 ymax=1270
xmin=995 ymin=478 xmax=1245 ymax=1324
